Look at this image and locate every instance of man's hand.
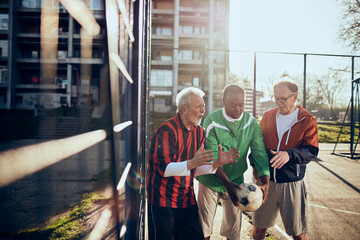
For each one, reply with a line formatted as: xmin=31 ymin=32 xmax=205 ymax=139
xmin=269 ymin=150 xmax=289 ymax=169
xmin=212 ymin=145 xmax=240 ymax=170
xmin=187 ymin=145 xmax=214 ymax=170
xmin=223 ymin=181 xmax=241 ymax=207
xmin=258 ymin=175 xmax=269 ymax=204
xmin=252 ymin=166 xmax=261 ymax=183
xmin=253 ymin=167 xmax=270 ymax=204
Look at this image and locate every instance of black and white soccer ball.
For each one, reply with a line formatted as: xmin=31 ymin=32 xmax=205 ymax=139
xmin=236 ymin=182 xmax=263 ymax=212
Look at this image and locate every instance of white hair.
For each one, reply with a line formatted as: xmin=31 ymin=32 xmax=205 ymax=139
xmin=176 ymin=87 xmax=205 ymax=113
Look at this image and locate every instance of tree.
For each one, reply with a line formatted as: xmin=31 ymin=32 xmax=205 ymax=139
xmin=339 ymin=0 xmax=360 ymax=52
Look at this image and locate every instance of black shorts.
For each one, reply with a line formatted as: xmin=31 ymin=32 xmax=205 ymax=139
xmin=148 ymin=204 xmax=204 ymax=240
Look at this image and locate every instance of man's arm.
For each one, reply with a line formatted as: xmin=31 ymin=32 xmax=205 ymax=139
xmin=195 ymin=144 xmax=239 ymax=176
xmin=249 ymin=120 xmax=270 ymax=203
xmin=287 ymin=118 xmax=319 ymax=164
xmin=164 ymin=144 xmax=214 ymax=177
xmin=215 ymin=167 xmax=240 ymax=206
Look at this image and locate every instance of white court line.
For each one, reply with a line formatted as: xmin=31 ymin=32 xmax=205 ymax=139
xmin=309 ymin=203 xmax=360 ymax=216
xmin=274 ymin=224 xmax=292 ymax=240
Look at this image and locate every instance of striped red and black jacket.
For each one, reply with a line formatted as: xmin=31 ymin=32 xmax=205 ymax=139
xmin=146 ymin=113 xmax=205 ymax=208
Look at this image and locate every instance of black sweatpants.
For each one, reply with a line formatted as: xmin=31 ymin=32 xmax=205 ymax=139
xmin=148 ymin=204 xmax=204 ymax=240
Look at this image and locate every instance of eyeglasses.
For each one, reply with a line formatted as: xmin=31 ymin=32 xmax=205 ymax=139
xmin=271 ymin=94 xmax=296 ymax=103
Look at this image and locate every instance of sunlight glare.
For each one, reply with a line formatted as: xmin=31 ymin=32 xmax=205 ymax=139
xmin=110 ymin=53 xmax=135 ymax=84
xmin=59 ymin=0 xmax=100 ymax=36
xmin=117 ymin=162 xmax=132 ymax=191
xmin=0 ymin=130 xmax=106 ymax=187
xmin=113 ymin=121 xmax=133 ymax=133
xmin=87 ymin=208 xmax=112 ymax=240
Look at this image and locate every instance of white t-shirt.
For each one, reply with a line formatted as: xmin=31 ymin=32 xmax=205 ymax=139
xmin=276 ymin=108 xmax=299 ymax=148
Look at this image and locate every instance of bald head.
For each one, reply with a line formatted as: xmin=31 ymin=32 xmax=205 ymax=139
xmin=222 ymin=84 xmax=245 ymax=119
xmin=222 ymin=84 xmax=246 ymax=101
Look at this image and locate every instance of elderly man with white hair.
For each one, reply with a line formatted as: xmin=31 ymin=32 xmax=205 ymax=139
xmin=147 ymin=87 xmax=240 ymax=240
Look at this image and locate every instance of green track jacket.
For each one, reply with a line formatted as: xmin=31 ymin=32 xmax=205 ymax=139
xmin=196 ymin=108 xmax=270 ymax=193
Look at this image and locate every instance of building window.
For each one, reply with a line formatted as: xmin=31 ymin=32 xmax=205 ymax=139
xmin=194 ymin=50 xmax=201 ymax=60
xmin=58 ymin=50 xmax=67 ymax=59
xmin=182 ymin=26 xmax=193 ymax=34
xmin=214 ymin=51 xmax=225 ymax=64
xmin=0 ymin=14 xmax=8 ymax=30
xmin=0 ymin=68 xmax=7 ymax=83
xmin=179 ymin=74 xmax=200 ymax=87
xmin=179 ymin=49 xmax=202 ymax=61
xmin=155 ymin=27 xmax=172 ymax=36
xmin=20 ymin=0 xmax=41 ymax=8
xmin=93 ymin=49 xmax=103 ymax=58
xmin=0 ymin=41 xmax=7 ymax=57
xmin=152 ymin=50 xmax=172 ymax=61
xmin=15 ymin=96 xmax=23 ymax=104
xmin=151 ymin=70 xmax=173 ymax=87
xmin=180 ymin=25 xmax=205 ymax=34
xmin=179 ymin=50 xmax=192 ymax=60
xmin=32 ymin=50 xmax=39 ymax=58
xmin=193 ymin=77 xmax=199 ymax=86
xmin=86 ymin=0 xmax=104 ymax=10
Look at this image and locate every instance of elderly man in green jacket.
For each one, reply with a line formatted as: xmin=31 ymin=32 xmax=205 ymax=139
xmin=196 ymin=84 xmax=270 ymax=240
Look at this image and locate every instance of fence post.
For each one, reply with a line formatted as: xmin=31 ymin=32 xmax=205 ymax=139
xmin=303 ymin=54 xmax=307 ymax=108
xmin=253 ymin=52 xmax=257 ymax=118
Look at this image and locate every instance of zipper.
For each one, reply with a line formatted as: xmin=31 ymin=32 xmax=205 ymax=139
xmin=274 ymin=143 xmax=281 ymax=183
xmin=273 ymin=115 xmax=305 ymax=183
xmin=296 ymin=164 xmax=300 ymax=177
xmin=285 ymin=128 xmax=292 ymax=145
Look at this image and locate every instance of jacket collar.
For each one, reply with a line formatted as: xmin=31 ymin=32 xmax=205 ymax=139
xmin=222 ymin=107 xmax=243 ymax=122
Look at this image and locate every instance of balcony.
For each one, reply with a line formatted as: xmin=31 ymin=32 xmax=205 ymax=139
xmin=178 ymin=59 xmax=202 ymax=65
xmin=179 ymin=33 xmax=208 ymax=39
xmin=152 ymin=8 xmax=174 ymax=15
xmin=151 ymin=60 xmax=172 ymax=66
xmin=179 ymin=7 xmax=209 ymax=13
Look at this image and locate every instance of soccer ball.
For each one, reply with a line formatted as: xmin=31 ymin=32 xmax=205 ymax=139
xmin=236 ymin=182 xmax=263 ymax=212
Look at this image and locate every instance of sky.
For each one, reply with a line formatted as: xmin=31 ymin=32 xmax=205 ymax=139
xmin=229 ymin=0 xmax=348 ymax=54
xmin=228 ymin=0 xmax=355 ymax=105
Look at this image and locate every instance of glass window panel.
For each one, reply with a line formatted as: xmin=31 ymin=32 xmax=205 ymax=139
xmin=193 ymin=77 xmax=199 ymax=86
xmin=0 ymin=68 xmax=7 ymax=83
xmin=151 ymin=70 xmax=173 ymax=86
xmin=29 ymin=0 xmax=35 ymax=7
xmin=180 ymin=50 xmax=192 ymax=60
xmin=194 ymin=51 xmax=200 ymax=60
xmin=194 ymin=26 xmax=200 ymax=34
xmin=2 ymin=19 xmax=8 ymax=30
xmin=156 ymin=28 xmax=161 ymax=35
xmin=183 ymin=26 xmax=193 ymax=34
xmin=161 ymin=28 xmax=172 ymax=36
xmin=21 ymin=0 xmax=27 ymax=7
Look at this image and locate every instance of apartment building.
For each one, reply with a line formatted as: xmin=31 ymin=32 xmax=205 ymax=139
xmin=0 ymin=0 xmax=105 ymax=110
xmin=150 ymin=0 xmax=230 ymax=113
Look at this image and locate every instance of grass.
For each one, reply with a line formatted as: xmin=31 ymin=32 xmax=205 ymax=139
xmin=15 ymin=192 xmax=109 ymax=240
xmin=318 ymin=123 xmax=359 ymax=143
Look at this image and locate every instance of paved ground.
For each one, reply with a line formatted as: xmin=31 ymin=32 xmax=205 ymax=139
xmin=200 ymin=143 xmax=360 ymax=240
xmin=1 ymin=142 xmax=360 ymax=239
